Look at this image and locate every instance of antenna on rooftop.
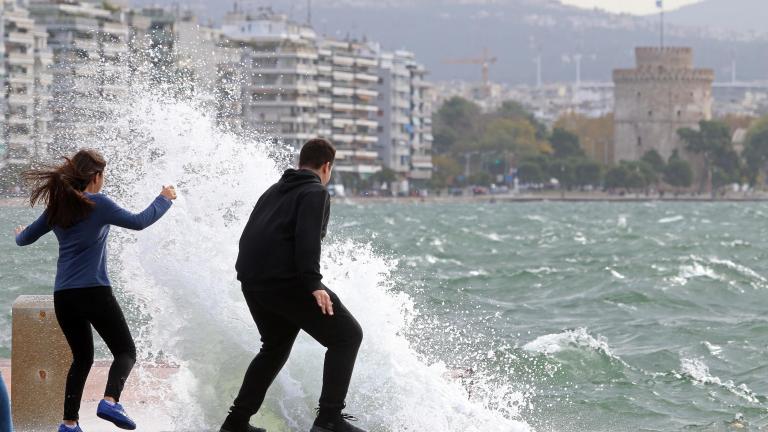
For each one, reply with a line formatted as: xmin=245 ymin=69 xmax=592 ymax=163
xmin=307 ymin=0 xmax=312 ymax=26
xmin=656 ymin=0 xmax=664 ymax=48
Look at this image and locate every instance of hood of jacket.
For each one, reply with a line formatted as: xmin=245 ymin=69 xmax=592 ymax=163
xmin=277 ymin=169 xmax=322 ymax=192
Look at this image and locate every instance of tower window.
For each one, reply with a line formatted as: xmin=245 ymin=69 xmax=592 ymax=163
xmin=637 ymin=136 xmax=642 ymax=147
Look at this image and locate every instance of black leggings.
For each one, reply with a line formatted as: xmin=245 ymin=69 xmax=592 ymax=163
xmin=54 ymin=287 xmax=137 ymax=421
xmin=224 ymin=284 xmax=363 ymax=429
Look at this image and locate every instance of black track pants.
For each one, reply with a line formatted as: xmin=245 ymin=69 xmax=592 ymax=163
xmin=223 ymin=284 xmax=363 ymax=429
xmin=54 ymin=287 xmax=136 ymax=421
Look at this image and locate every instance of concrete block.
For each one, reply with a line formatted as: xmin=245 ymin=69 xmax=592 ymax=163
xmin=12 ymin=295 xmax=71 ymax=430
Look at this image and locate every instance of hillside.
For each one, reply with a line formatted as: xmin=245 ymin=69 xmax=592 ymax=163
xmin=132 ymin=0 xmax=768 ymax=84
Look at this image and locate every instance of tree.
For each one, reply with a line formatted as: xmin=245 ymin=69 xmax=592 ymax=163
xmin=430 ymin=154 xmax=463 ymax=189
xmin=742 ymin=117 xmax=768 ymax=186
xmin=478 ymin=117 xmax=539 ymax=157
xmin=371 ymin=167 xmax=397 ymax=184
xmin=574 ymin=159 xmax=602 ymax=188
xmin=548 ymin=159 xmax=576 ymax=190
xmin=604 ymin=165 xmax=629 ymax=191
xmin=641 ymin=150 xmax=665 ymax=174
xmin=469 ymin=171 xmax=493 ymax=186
xmin=678 ymin=120 xmax=736 ymax=193
xmin=554 ymin=113 xmax=614 ymax=164
xmin=712 ymin=148 xmax=742 ymax=188
xmin=497 ymin=100 xmax=548 ymax=140
xmin=604 ymin=161 xmax=655 ymax=191
xmin=664 ymin=151 xmax=694 ymax=188
xmin=433 ymin=97 xmax=482 ymax=154
xmin=549 ymin=127 xmax=584 ymax=159
xmin=517 ymin=162 xmax=545 ymax=185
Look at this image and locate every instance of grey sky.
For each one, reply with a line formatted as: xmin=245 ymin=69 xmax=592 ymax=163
xmin=560 ymin=0 xmax=702 ymax=15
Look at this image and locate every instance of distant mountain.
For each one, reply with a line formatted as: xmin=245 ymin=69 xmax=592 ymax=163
xmin=665 ymin=0 xmax=766 ymax=35
xmin=131 ymin=0 xmax=768 ymax=85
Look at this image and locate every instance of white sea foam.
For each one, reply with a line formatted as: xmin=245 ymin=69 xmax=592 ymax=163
xmin=703 ymin=341 xmax=723 ymax=357
xmin=670 ymin=261 xmax=723 ymax=286
xmin=523 ymin=328 xmax=614 ymax=357
xmin=89 ymin=90 xmax=532 ymax=431
xmin=608 ymin=268 xmax=626 ymax=280
xmin=658 ymin=215 xmax=684 ymax=224
xmin=709 ymin=258 xmax=767 ymax=284
xmin=670 ymin=256 xmax=765 ymax=288
xmin=617 ymin=215 xmax=628 ymax=228
xmin=679 ymin=358 xmax=758 ymax=403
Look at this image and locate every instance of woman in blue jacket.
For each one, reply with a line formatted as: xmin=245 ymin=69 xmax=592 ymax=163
xmin=14 ymin=149 xmax=176 ymax=432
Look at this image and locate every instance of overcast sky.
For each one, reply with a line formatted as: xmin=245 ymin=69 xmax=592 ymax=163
xmin=560 ymin=0 xmax=702 ymax=15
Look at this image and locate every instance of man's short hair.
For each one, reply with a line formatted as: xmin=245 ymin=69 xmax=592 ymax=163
xmin=299 ymin=138 xmax=336 ymax=169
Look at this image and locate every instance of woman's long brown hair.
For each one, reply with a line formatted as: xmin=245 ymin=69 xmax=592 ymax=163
xmin=23 ymin=149 xmax=107 ymax=228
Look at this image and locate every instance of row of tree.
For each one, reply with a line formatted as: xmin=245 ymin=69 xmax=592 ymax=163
xmin=432 ymin=95 xmax=768 ymax=193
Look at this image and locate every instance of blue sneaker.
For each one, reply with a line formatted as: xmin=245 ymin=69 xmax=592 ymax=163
xmin=57 ymin=423 xmax=83 ymax=432
xmin=96 ymin=399 xmax=136 ymax=430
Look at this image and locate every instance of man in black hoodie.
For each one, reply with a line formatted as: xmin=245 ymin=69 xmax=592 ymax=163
xmin=220 ymin=139 xmax=367 ymax=432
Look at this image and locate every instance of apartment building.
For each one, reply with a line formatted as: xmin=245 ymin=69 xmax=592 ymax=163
xmin=28 ymin=0 xmax=129 ymax=152
xmin=318 ymin=38 xmax=380 ymax=177
xmin=1 ymin=0 xmax=52 ymax=163
xmin=377 ymin=49 xmax=433 ymax=192
xmin=221 ymin=10 xmax=320 ymax=148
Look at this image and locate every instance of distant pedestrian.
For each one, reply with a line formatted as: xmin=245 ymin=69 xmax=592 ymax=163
xmin=14 ymin=149 xmax=176 ymax=432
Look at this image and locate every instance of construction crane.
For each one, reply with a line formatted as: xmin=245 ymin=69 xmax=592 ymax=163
xmin=444 ymin=48 xmax=498 ymax=93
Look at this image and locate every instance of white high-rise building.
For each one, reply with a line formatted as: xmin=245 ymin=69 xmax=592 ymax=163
xmin=377 ymin=49 xmax=433 ymax=192
xmin=1 ymin=0 xmax=52 ymax=164
xmin=318 ymin=38 xmax=380 ymax=178
xmin=129 ymin=7 xmax=235 ymax=96
xmin=221 ymin=10 xmax=320 ymax=148
xmin=28 ymin=0 xmax=129 ymax=153
xmin=217 ymin=9 xmax=430 ymax=187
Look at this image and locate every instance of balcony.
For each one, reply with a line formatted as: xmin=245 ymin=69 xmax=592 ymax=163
xmin=354 ymin=104 xmax=378 ymax=113
xmin=8 ymin=74 xmax=34 ymax=85
xmin=354 ymin=73 xmax=378 ymax=83
xmin=355 ymin=88 xmax=378 ymax=98
xmin=7 ymin=32 xmax=34 ymax=45
xmin=7 ymin=115 xmax=33 ymax=126
xmin=355 ymin=119 xmax=378 ymax=128
xmin=332 ymin=133 xmax=354 ymax=143
xmin=333 ymin=71 xmax=354 ymax=82
xmin=358 ymin=135 xmax=379 ymax=144
xmin=334 ymin=163 xmax=382 ymax=175
xmin=279 ymin=115 xmax=318 ymax=125
xmin=249 ymin=49 xmax=318 ymax=60
xmin=332 ymin=87 xmax=354 ymax=96
xmin=332 ymin=55 xmax=355 ymax=66
xmin=7 ymin=52 xmax=34 ymax=66
xmin=8 ymin=133 xmax=32 ymax=146
xmin=101 ymin=43 xmax=126 ymax=56
xmin=332 ymin=102 xmax=355 ymax=112
xmin=8 ymin=94 xmax=33 ymax=106
xmin=332 ymin=118 xmax=355 ymax=128
xmin=355 ymin=57 xmax=378 ymax=68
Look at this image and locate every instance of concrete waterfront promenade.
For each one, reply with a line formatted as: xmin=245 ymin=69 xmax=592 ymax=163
xmin=1 ymin=360 xmax=178 ymax=431
xmin=10 ymin=296 xmax=178 ymax=431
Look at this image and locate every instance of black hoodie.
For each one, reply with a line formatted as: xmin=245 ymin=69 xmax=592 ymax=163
xmin=236 ymin=169 xmax=331 ymax=293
